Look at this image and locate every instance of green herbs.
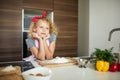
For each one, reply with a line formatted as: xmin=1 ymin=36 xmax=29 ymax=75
xmin=91 ymin=48 xmax=116 ymax=65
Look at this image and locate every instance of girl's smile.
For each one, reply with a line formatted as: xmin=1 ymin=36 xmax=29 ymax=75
xmin=35 ymin=20 xmax=50 ymax=37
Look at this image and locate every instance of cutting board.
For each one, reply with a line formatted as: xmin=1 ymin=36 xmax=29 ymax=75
xmin=36 ymin=57 xmax=78 ymax=68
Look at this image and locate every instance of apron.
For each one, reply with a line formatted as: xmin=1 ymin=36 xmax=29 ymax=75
xmin=28 ymin=39 xmax=49 ymax=61
xmin=34 ymin=39 xmax=50 ymax=48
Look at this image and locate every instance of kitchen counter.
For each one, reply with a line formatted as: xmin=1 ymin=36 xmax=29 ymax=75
xmin=31 ymin=60 xmax=120 ymax=80
xmin=1 ymin=59 xmax=119 ymax=80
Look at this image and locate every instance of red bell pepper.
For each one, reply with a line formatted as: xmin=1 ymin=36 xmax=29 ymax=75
xmin=109 ymin=63 xmax=118 ymax=72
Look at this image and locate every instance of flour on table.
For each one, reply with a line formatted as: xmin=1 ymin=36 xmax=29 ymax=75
xmin=1 ymin=65 xmax=16 ymax=72
xmin=40 ymin=57 xmax=71 ymax=64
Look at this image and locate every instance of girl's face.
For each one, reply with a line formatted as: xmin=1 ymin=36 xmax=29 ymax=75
xmin=34 ymin=20 xmax=50 ymax=37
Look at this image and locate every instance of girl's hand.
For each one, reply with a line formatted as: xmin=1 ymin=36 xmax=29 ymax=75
xmin=32 ymin=32 xmax=41 ymax=39
xmin=44 ymin=34 xmax=50 ymax=40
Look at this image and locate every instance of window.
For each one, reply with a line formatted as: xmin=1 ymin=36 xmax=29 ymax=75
xmin=22 ymin=9 xmax=54 ymax=32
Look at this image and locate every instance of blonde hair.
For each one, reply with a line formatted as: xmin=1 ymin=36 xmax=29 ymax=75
xmin=28 ymin=18 xmax=58 ymax=38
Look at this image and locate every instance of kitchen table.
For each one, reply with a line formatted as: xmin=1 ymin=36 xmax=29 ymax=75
xmin=31 ymin=60 xmax=120 ymax=80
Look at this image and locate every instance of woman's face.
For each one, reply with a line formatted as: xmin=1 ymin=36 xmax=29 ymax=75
xmin=35 ymin=20 xmax=50 ymax=37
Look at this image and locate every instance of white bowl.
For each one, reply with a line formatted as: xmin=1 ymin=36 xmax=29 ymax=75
xmin=22 ymin=67 xmax=52 ymax=80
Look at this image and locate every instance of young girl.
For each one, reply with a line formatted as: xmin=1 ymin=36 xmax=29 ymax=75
xmin=26 ymin=11 xmax=58 ymax=61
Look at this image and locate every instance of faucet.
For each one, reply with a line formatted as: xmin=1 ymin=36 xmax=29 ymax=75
xmin=108 ymin=28 xmax=120 ymax=63
xmin=108 ymin=28 xmax=120 ymax=41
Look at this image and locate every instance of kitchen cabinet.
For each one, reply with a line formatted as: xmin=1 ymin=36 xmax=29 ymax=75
xmin=0 ymin=0 xmax=54 ymax=62
xmin=0 ymin=0 xmax=78 ymax=62
xmin=54 ymin=0 xmax=78 ymax=57
xmin=0 ymin=0 xmax=22 ymax=62
xmin=22 ymin=0 xmax=78 ymax=57
xmin=23 ymin=0 xmax=54 ymax=10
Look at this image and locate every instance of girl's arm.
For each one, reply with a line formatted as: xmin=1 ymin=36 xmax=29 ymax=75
xmin=29 ymin=33 xmax=46 ymax=60
xmin=43 ymin=38 xmax=56 ymax=59
xmin=37 ymin=38 xmax=46 ymax=60
xmin=29 ymin=33 xmax=56 ymax=60
xmin=29 ymin=39 xmax=46 ymax=60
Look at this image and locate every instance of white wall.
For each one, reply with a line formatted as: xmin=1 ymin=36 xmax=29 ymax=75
xmin=78 ymin=0 xmax=120 ymax=56
xmin=89 ymin=0 xmax=120 ymax=54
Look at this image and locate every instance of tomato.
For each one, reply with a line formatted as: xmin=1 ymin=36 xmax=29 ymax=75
xmin=109 ymin=63 xmax=118 ymax=72
xmin=96 ymin=60 xmax=109 ymax=72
